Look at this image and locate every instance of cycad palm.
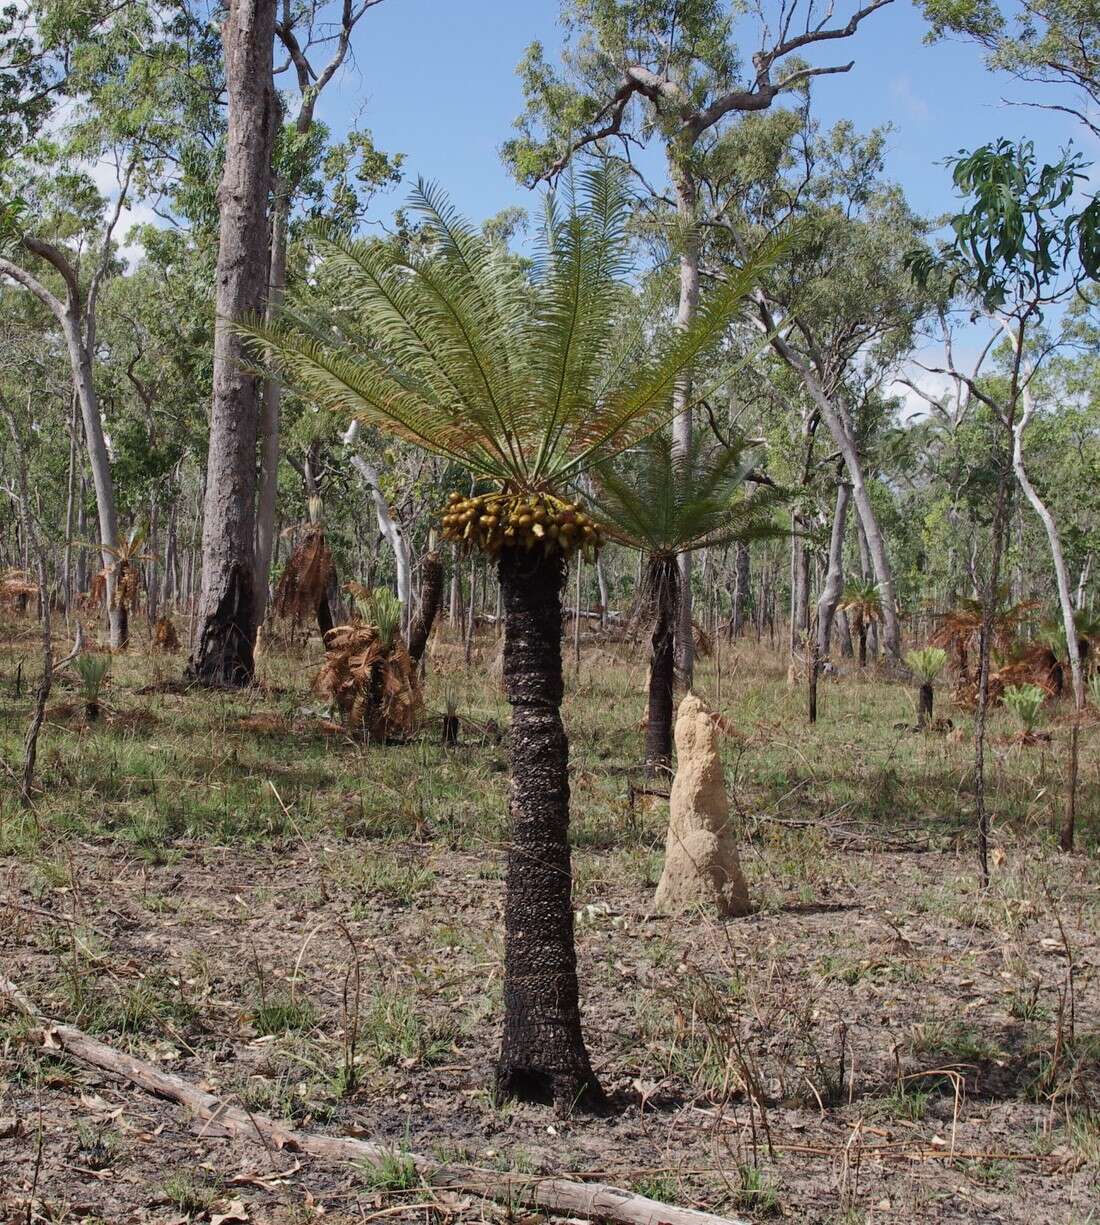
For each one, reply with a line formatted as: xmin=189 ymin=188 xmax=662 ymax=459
xmin=840 ymin=579 xmax=884 ymax=668
xmin=250 ymin=165 xmax=784 ymax=1113
xmin=593 ymin=432 xmax=785 ymax=768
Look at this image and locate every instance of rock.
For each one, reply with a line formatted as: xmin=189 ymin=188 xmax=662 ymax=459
xmin=654 ymin=692 xmax=750 ymax=918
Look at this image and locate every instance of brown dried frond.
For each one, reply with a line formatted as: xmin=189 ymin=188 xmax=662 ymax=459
xmin=0 ymin=568 xmax=38 ymax=608
xmin=115 ymin=560 xmax=144 ymax=611
xmin=950 ymin=643 xmax=1059 ymax=710
xmin=88 ymin=570 xmax=108 ymax=608
xmin=315 ymin=620 xmax=424 ymax=742
xmin=153 ymin=616 xmax=180 ymax=653
xmin=931 ymin=596 xmax=1036 ymax=675
xmin=274 ymin=527 xmax=335 ymax=623
xmin=692 ymin=620 xmax=712 ymax=659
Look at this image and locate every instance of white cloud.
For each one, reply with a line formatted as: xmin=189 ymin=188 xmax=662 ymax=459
xmin=890 ymin=75 xmax=931 ymax=125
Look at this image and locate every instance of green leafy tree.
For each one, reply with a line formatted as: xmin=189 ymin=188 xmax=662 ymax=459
xmin=920 ymin=0 xmax=1100 ymax=140
xmin=506 ymin=0 xmax=892 ymax=683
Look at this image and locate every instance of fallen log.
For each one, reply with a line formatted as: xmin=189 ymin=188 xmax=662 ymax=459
xmin=0 ymin=975 xmax=746 ymax=1225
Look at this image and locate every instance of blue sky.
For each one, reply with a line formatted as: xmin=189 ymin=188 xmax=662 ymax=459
xmin=320 ymin=0 xmax=1086 ymax=230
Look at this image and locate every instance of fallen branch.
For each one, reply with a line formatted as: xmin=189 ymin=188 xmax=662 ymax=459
xmin=0 ymin=975 xmax=746 ymax=1225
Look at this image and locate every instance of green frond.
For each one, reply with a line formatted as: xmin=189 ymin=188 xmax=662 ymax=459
xmin=591 ymin=431 xmax=788 ymax=557
xmin=246 ymin=163 xmax=789 ymax=506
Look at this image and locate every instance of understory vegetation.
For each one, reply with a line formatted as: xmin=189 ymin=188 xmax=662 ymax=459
xmin=2 ymin=617 xmax=1098 ymax=1223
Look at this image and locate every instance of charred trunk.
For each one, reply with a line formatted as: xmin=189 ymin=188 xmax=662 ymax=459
xmin=857 ymin=621 xmax=867 ymax=669
xmin=495 ymin=546 xmax=605 ymax=1115
xmin=918 ymin=682 xmax=933 ymax=728
xmin=645 ymin=558 xmax=678 ymax=771
xmin=408 ymin=551 xmax=444 ymax=664
xmin=317 ymin=591 xmax=334 ymax=636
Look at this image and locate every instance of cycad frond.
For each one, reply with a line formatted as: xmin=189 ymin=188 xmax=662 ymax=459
xmin=592 ymin=432 xmax=788 ymax=557
xmin=245 ymin=162 xmax=790 ymax=502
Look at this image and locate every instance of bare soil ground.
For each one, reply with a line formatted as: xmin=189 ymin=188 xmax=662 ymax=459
xmin=1 ymin=616 xmax=1098 ymax=1224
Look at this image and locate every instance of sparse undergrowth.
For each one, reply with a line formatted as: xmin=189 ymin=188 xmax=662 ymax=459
xmin=1 ymin=619 xmax=1099 ymax=1224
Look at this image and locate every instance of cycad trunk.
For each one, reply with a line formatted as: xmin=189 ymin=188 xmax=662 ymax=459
xmin=857 ymin=619 xmax=867 ymax=668
xmin=495 ymin=546 xmax=605 ymax=1114
xmin=918 ymin=682 xmax=933 ymax=728
xmin=408 ymin=551 xmax=444 ymax=664
xmin=645 ymin=558 xmax=678 ymax=771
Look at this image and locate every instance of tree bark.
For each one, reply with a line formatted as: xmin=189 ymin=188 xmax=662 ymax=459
xmin=253 ymin=185 xmax=288 ymax=623
xmin=187 ymin=0 xmax=277 ymax=687
xmin=730 ymin=540 xmax=750 ymax=639
xmin=918 ymin=682 xmax=933 ymax=728
xmin=645 ymin=558 xmax=678 ymax=771
xmin=495 ymin=546 xmax=605 ymax=1114
xmin=817 ymin=483 xmax=850 ymax=659
xmin=408 ymin=551 xmax=444 ymax=664
xmin=1012 ymin=387 xmax=1084 ymax=709
xmin=670 ymin=162 xmax=699 ymax=687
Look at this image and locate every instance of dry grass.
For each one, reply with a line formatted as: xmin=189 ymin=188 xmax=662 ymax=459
xmin=1 ymin=613 xmax=1098 ymax=1224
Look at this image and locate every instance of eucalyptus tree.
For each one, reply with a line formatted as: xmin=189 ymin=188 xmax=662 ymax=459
xmin=253 ymin=0 xmax=397 ymax=622
xmin=250 ymin=167 xmax=782 ymax=1110
xmin=0 ymin=0 xmax=223 ymax=647
xmin=593 ymin=431 xmax=784 ymax=768
xmin=909 ymin=144 xmax=1099 ymax=712
xmin=921 ymin=0 xmax=1100 ymax=140
xmin=188 ymin=0 xmax=278 ymax=686
xmin=909 ymin=139 xmax=1100 ymax=851
xmin=506 ymin=0 xmax=893 ymax=682
xmin=701 ymin=109 xmax=931 ymax=658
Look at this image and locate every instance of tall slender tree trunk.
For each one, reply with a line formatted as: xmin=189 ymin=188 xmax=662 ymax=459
xmin=731 ymin=540 xmax=750 ymax=640
xmin=670 ymin=163 xmax=699 ymax=686
xmin=253 ymin=184 xmax=288 ymax=624
xmin=495 ymin=546 xmax=604 ymax=1114
xmin=644 ymin=558 xmax=678 ymax=771
xmin=790 ymin=529 xmax=809 ymax=654
xmin=817 ymin=483 xmax=850 ymax=659
xmin=344 ymin=422 xmax=412 ymax=618
xmin=188 ymin=0 xmax=277 ymax=687
xmin=62 ymin=395 xmax=78 ymax=616
xmin=61 ymin=315 xmax=123 ymax=648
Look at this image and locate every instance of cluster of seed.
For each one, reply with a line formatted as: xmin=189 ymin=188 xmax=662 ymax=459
xmin=441 ymin=491 xmax=604 ymax=560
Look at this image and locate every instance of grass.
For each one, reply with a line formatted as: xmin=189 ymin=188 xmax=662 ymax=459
xmin=3 ymin=616 xmax=1100 ymax=1224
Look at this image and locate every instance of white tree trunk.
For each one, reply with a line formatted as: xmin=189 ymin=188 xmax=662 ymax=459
xmin=1013 ymin=386 xmax=1084 ymax=707
xmin=343 ymin=421 xmax=412 ymax=613
xmin=817 ymin=482 xmax=850 ymax=659
xmin=670 ymin=164 xmax=699 ymax=684
xmin=0 ymin=254 xmax=123 ymax=646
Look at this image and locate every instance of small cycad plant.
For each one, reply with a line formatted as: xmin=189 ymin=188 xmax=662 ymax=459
xmin=1003 ymin=683 xmax=1046 ymax=738
xmin=905 ymin=647 xmax=947 ymax=728
xmin=74 ymin=654 xmax=110 ymax=721
xmin=361 ymin=588 xmax=403 ymax=651
xmin=317 ymin=585 xmax=422 ymax=742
